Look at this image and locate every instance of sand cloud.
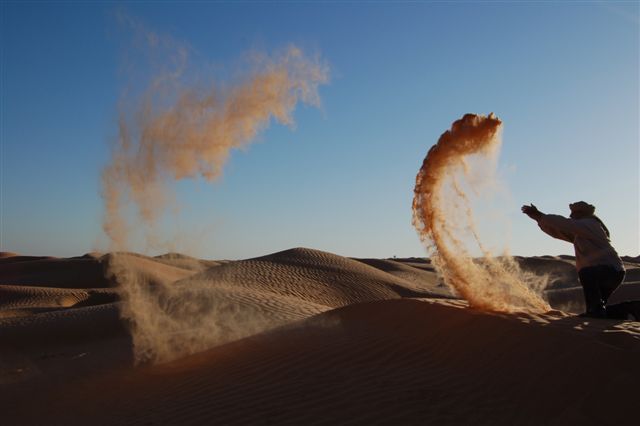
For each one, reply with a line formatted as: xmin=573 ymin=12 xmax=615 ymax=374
xmin=100 ymin=17 xmax=329 ymax=363
xmin=412 ymin=113 xmax=550 ymax=312
xmin=102 ymin=16 xmax=329 ymax=250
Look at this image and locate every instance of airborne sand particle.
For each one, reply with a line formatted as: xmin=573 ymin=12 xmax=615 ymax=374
xmin=102 ymin=44 xmax=329 ymax=250
xmin=412 ymin=113 xmax=550 ymax=312
xmin=101 ymin=18 xmax=330 ymax=363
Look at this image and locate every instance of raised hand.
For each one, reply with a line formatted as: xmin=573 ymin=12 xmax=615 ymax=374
xmin=521 ymin=204 xmax=542 ymax=220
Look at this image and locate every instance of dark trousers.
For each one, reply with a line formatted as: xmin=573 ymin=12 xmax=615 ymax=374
xmin=578 ymin=265 xmax=625 ymax=317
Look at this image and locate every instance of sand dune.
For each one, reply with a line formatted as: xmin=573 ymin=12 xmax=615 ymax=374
xmin=353 ymin=257 xmax=452 ymax=297
xmin=0 ymin=255 xmax=109 ymax=288
xmin=1 ymin=247 xmax=639 ymax=425
xmin=116 ymin=248 xmax=444 ymax=362
xmin=0 ymin=302 xmax=125 ymax=344
xmin=153 ymin=252 xmax=224 ymax=272
xmin=4 ymin=298 xmax=640 ymax=425
xmin=186 ymin=248 xmax=441 ymax=309
xmin=547 ymin=281 xmax=640 ymax=314
xmin=0 ymin=285 xmax=118 ymax=318
xmin=102 ymin=252 xmax=197 ymax=287
xmin=513 ymin=256 xmax=578 ymax=289
xmin=0 ymin=251 xmax=199 ymax=289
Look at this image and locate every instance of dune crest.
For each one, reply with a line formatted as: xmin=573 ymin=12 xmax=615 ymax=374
xmin=2 ymin=247 xmax=640 ymax=424
xmin=114 ymin=247 xmax=440 ymax=363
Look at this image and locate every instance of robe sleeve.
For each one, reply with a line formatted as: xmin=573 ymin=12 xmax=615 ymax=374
xmin=536 ymin=214 xmax=582 ymax=243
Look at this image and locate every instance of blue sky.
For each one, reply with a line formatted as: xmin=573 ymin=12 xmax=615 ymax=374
xmin=2 ymin=1 xmax=638 ymax=259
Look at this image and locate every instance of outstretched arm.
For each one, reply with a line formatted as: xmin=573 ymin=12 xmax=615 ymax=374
xmin=522 ymin=203 xmax=576 ymax=243
xmin=521 ymin=204 xmax=543 ymax=220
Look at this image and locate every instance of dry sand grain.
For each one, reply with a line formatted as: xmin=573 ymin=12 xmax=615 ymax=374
xmin=1 ymin=248 xmax=639 ymax=425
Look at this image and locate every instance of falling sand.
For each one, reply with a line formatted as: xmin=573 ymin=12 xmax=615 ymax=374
xmin=102 ymin=45 xmax=328 ymax=360
xmin=101 ymin=45 xmax=328 ymax=250
xmin=412 ymin=113 xmax=550 ymax=312
xmin=99 ymin=18 xmax=329 ymax=363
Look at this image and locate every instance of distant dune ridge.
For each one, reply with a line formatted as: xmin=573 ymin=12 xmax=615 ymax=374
xmin=2 ymin=248 xmax=640 ymax=424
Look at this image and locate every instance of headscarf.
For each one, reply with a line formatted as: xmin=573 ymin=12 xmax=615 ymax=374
xmin=571 ymin=201 xmax=610 ymax=238
xmin=569 ymin=201 xmax=595 ymax=216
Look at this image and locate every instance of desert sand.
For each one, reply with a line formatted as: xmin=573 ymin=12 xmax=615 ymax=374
xmin=2 ymin=247 xmax=640 ymax=425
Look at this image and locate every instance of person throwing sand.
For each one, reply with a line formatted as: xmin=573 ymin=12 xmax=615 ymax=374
xmin=521 ymin=201 xmax=625 ymax=318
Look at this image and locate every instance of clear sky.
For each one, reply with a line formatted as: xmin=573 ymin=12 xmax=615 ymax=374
xmin=2 ymin=1 xmax=638 ymax=259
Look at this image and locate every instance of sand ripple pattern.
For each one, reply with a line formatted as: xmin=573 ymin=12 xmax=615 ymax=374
xmin=9 ymin=299 xmax=640 ymax=425
xmin=189 ymin=247 xmax=440 ymax=308
xmin=2 ymin=250 xmax=640 ymax=424
xmin=118 ymin=248 xmax=440 ymax=362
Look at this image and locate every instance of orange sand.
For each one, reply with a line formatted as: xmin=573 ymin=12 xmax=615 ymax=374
xmin=1 ymin=248 xmax=639 ymax=425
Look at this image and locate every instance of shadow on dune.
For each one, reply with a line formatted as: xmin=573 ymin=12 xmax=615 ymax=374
xmin=4 ymin=298 xmax=639 ymax=425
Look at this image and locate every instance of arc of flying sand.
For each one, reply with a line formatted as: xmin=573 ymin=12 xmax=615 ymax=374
xmin=412 ymin=113 xmax=550 ymax=313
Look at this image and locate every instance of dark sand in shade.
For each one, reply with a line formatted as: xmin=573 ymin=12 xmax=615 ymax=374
xmin=1 ymin=248 xmax=639 ymax=425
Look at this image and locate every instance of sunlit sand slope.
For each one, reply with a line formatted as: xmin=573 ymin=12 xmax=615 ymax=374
xmin=352 ymin=257 xmax=452 ymax=297
xmin=0 ymin=285 xmax=117 ymax=319
xmin=2 ymin=248 xmax=639 ymax=425
xmin=0 ymin=252 xmax=198 ymax=344
xmin=120 ymin=248 xmax=443 ymax=360
xmin=185 ymin=247 xmax=441 ymax=308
